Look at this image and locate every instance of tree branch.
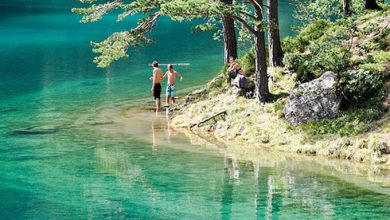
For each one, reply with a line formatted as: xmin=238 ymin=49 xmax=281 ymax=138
xmin=226 ymin=14 xmax=256 ymax=34
xmin=239 ymin=10 xmax=257 ymax=20
xmin=248 ymin=0 xmax=263 ymax=13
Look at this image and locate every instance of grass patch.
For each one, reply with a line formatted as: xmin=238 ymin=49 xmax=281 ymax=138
xmin=295 ymin=99 xmax=383 ymax=137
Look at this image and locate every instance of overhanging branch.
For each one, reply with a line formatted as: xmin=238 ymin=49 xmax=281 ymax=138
xmin=226 ymin=14 xmax=256 ymax=34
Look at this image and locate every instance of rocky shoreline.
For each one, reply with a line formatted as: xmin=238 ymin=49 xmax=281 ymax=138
xmin=169 ymin=81 xmax=390 ymax=169
xmin=169 ymin=10 xmax=390 ymax=170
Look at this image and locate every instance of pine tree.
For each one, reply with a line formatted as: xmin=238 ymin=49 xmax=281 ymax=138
xmin=364 ymin=0 xmax=382 ymax=10
xmin=221 ymin=0 xmax=237 ymax=64
xmin=267 ymin=0 xmax=284 ymax=67
xmin=73 ymin=0 xmax=273 ymax=102
xmin=343 ymin=0 xmax=351 ymax=16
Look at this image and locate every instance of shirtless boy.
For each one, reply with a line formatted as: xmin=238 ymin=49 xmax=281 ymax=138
xmin=163 ymin=64 xmax=183 ymax=106
xmin=150 ymin=61 xmax=163 ymax=111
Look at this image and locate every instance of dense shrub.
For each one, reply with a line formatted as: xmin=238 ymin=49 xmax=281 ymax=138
xmin=238 ymin=48 xmax=255 ymax=76
xmin=360 ymin=51 xmax=390 ymax=78
xmin=283 ymin=19 xmax=332 ymax=54
xmin=283 ymin=19 xmax=353 ymax=82
xmin=299 ymin=19 xmax=333 ymax=44
xmin=283 ymin=52 xmax=305 ymax=72
xmin=340 ymin=69 xmax=386 ymax=104
xmin=284 ymin=43 xmax=351 ymax=82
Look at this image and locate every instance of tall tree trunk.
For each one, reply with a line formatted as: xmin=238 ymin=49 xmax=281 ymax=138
xmin=254 ymin=0 xmax=270 ymax=103
xmin=221 ymin=0 xmax=237 ymax=64
xmin=267 ymin=0 xmax=284 ymax=67
xmin=364 ymin=0 xmax=382 ymax=9
xmin=343 ymin=0 xmax=351 ymax=16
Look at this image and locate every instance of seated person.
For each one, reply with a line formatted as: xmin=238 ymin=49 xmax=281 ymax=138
xmin=226 ymin=56 xmax=242 ymax=87
xmin=233 ymin=72 xmax=245 ymax=89
xmin=233 ymin=71 xmax=255 ymax=98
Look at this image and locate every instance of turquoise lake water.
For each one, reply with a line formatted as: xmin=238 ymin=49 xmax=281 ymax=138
xmin=1 ymin=1 xmax=390 ymax=219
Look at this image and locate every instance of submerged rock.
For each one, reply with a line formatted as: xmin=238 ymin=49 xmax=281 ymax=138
xmin=0 ymin=108 xmax=18 ymax=113
xmin=284 ymin=71 xmax=341 ymax=125
xmin=11 ymin=128 xmax=59 ymax=135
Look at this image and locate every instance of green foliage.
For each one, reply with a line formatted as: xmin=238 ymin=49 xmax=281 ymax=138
xmin=269 ymin=67 xmax=298 ymax=94
xmin=218 ymin=65 xmax=228 ymax=76
xmin=283 ymin=52 xmax=305 ymax=71
xmin=207 ymin=76 xmax=225 ymax=92
xmin=237 ymin=48 xmax=255 ymax=76
xmin=297 ymin=98 xmax=383 ymax=136
xmin=192 ymin=23 xmax=216 ymax=34
xmin=293 ymin=0 xmax=363 ymax=24
xmin=264 ymin=98 xmax=288 ymax=118
xmin=299 ymin=19 xmax=334 ymax=45
xmin=283 ymin=18 xmax=355 ymax=82
xmin=284 ymin=43 xmax=350 ymax=82
xmin=282 ymin=19 xmax=335 ymax=81
xmin=340 ymin=69 xmax=386 ymax=104
xmin=360 ymin=63 xmax=386 ymax=74
xmin=283 ymin=10 xmax=390 ymax=136
xmin=360 ymin=51 xmax=390 ymax=78
xmin=73 ymin=0 xmax=215 ymax=68
xmin=282 ymin=37 xmax=304 ymax=53
xmin=71 ymin=1 xmax=121 ymax=23
xmin=371 ymin=50 xmax=390 ymax=66
xmin=283 ymin=19 xmax=333 ymax=53
xmin=90 ymin=13 xmax=160 ymax=68
xmin=269 ymin=67 xmax=285 ymax=82
xmin=73 ymin=0 xmax=274 ymax=68
xmin=206 ymin=65 xmax=227 ymax=94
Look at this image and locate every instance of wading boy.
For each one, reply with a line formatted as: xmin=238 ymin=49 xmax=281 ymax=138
xmin=149 ymin=61 xmax=163 ymax=111
xmin=163 ymin=64 xmax=183 ymax=107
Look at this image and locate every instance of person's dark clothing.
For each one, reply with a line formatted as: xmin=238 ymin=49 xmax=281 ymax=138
xmin=153 ymin=83 xmax=161 ymax=100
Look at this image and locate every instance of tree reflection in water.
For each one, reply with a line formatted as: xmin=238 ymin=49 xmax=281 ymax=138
xmin=87 ymin=110 xmax=390 ymax=218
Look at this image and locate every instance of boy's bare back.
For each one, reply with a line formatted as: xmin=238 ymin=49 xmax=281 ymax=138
xmin=165 ymin=70 xmax=182 ymax=85
xmin=153 ymin=68 xmax=163 ymax=83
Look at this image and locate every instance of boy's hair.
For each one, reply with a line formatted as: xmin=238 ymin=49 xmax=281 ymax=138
xmin=152 ymin=61 xmax=158 ymax=67
xmin=168 ymin=64 xmax=173 ymax=70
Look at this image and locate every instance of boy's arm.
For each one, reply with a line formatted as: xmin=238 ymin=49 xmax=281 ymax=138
xmin=151 ymin=71 xmax=156 ymax=91
xmin=176 ymin=72 xmax=183 ymax=80
xmin=232 ymin=63 xmax=240 ymax=70
xmin=227 ymin=64 xmax=232 ymax=72
xmin=163 ymin=72 xmax=168 ymax=79
xmin=227 ymin=63 xmax=236 ymax=72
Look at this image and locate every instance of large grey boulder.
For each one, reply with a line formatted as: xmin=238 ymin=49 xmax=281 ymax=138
xmin=284 ymin=71 xmax=341 ymax=125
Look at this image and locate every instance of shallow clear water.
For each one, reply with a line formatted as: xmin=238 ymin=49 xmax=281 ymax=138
xmin=1 ymin=1 xmax=390 ymax=219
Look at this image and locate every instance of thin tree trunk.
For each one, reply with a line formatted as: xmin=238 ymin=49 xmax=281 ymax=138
xmin=343 ymin=0 xmax=351 ymax=16
xmin=254 ymin=0 xmax=270 ymax=103
xmin=267 ymin=0 xmax=284 ymax=67
xmin=364 ymin=0 xmax=382 ymax=9
xmin=221 ymin=0 xmax=237 ymax=64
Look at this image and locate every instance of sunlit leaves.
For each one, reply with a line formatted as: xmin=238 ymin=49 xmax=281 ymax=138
xmin=91 ymin=12 xmax=160 ymax=68
xmin=72 ymin=1 xmax=121 ymax=23
xmin=73 ymin=0 xmax=270 ymax=68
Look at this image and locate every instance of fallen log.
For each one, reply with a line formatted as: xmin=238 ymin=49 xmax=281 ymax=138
xmin=190 ymin=111 xmax=227 ymax=130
